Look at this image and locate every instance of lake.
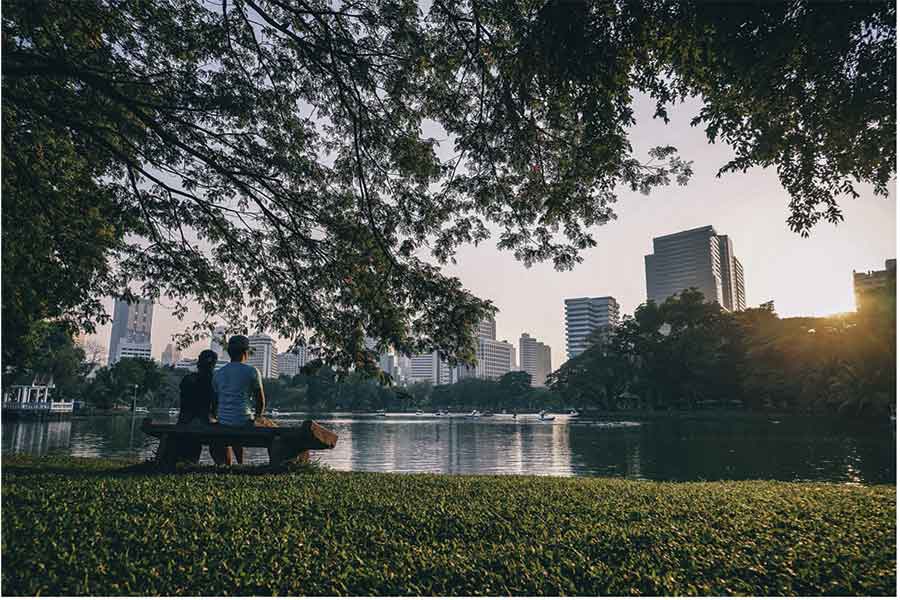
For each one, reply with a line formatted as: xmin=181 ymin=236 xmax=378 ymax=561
xmin=2 ymin=413 xmax=895 ymax=483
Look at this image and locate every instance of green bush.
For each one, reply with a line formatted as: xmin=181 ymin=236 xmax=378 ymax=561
xmin=2 ymin=456 xmax=895 ymax=596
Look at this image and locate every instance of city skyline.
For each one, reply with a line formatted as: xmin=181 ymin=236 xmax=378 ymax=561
xmin=83 ymin=95 xmax=895 ymax=368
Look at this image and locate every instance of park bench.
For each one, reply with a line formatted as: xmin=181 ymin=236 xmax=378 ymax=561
xmin=141 ymin=418 xmax=338 ymax=469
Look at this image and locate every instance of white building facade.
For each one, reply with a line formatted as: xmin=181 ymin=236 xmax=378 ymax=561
xmin=406 ymin=351 xmax=454 ymax=385
xmin=564 ymin=296 xmax=620 ymax=360
xmin=277 ymin=346 xmax=309 ymax=378
xmin=247 ymin=334 xmax=278 ymax=379
xmin=161 ymin=343 xmax=181 ymax=367
xmin=519 ymin=333 xmax=552 ymax=387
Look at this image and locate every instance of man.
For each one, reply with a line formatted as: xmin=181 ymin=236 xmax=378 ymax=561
xmin=212 ymin=335 xmax=269 ymax=464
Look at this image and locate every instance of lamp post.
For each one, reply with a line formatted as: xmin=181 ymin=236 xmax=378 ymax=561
xmin=131 ymin=384 xmax=138 ymax=412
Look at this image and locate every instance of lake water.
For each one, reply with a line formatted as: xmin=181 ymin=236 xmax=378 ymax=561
xmin=2 ymin=413 xmax=895 ymax=483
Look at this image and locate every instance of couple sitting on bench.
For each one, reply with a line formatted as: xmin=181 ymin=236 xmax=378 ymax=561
xmin=178 ymin=334 xmax=276 ymax=464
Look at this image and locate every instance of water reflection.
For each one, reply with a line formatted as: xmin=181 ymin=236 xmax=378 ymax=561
xmin=1 ymin=414 xmax=895 ymax=484
xmin=3 ymin=419 xmax=72 ymax=455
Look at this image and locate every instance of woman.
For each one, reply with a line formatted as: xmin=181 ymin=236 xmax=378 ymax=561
xmin=177 ymin=349 xmax=229 ymax=464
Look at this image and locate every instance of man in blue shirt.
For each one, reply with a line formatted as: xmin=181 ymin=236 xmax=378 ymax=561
xmin=213 ymin=335 xmax=267 ymax=464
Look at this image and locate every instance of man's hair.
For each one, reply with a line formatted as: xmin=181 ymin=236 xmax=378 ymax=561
xmin=227 ymin=346 xmax=246 ymax=361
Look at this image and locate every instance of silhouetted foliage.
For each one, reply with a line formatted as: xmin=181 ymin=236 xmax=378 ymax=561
xmin=4 ymin=1 xmax=893 ymax=374
xmin=549 ymin=285 xmax=897 ymax=417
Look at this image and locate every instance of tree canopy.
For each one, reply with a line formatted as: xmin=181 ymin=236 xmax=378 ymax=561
xmin=3 ymin=0 xmax=894 ymax=372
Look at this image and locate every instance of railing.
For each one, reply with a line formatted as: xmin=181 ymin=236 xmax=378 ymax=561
xmin=2 ymin=401 xmax=74 ymax=413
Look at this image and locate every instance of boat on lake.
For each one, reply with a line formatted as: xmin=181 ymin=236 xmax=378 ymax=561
xmin=465 ymin=410 xmax=482 ymax=419
xmin=133 ymin=406 xmax=149 ymax=414
xmin=568 ymin=409 xmax=579 ymax=418
xmin=415 ymin=410 xmax=423 ymax=416
xmin=167 ymin=408 xmax=179 ymax=417
xmin=537 ymin=410 xmax=555 ymax=422
xmin=375 ymin=409 xmax=386 ymax=417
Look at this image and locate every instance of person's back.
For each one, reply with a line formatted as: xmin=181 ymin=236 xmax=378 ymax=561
xmin=213 ymin=361 xmax=262 ymax=426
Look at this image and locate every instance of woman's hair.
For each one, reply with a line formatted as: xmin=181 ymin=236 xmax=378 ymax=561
xmin=197 ymin=349 xmax=218 ymax=375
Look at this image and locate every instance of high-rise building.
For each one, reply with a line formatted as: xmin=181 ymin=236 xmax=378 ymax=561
xmin=451 ymin=316 xmax=515 ymax=381
xmin=519 ymin=333 xmax=552 ymax=387
xmin=407 ymin=351 xmax=453 ymax=385
xmin=209 ymin=325 xmax=230 ymax=369
xmin=644 ymin=225 xmax=746 ymax=311
xmin=854 ymin=259 xmax=896 ymax=311
xmin=108 ymin=298 xmax=154 ymax=365
xmin=247 ymin=334 xmax=278 ymax=379
xmin=475 ymin=338 xmax=516 ymax=380
xmin=277 ymin=346 xmax=308 ymax=378
xmin=175 ymin=357 xmax=198 ymax=371
xmin=475 ymin=316 xmax=496 ymax=341
xmin=378 ymin=353 xmax=397 ymax=379
xmin=161 ymin=343 xmax=181 ymax=366
xmin=564 ymin=297 xmax=619 ymax=360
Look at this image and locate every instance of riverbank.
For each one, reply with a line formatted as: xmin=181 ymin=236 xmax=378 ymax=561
xmin=2 ymin=456 xmax=895 ymax=595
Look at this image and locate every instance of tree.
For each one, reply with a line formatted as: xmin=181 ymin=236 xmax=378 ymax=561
xmin=498 ymin=371 xmax=532 ymax=409
xmin=547 ymin=342 xmax=630 ymax=411
xmin=4 ymin=1 xmax=893 ymax=373
xmin=6 ymin=323 xmax=88 ymax=399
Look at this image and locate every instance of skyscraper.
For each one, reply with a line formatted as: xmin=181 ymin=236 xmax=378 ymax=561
xmin=519 ymin=333 xmax=552 ymax=387
xmin=644 ymin=225 xmax=746 ymax=311
xmin=853 ymin=258 xmax=896 ymax=312
xmin=277 ymin=347 xmax=308 ymax=378
xmin=564 ymin=297 xmax=619 ymax=360
xmin=475 ymin=316 xmax=496 ymax=341
xmin=247 ymin=334 xmax=278 ymax=379
xmin=209 ymin=325 xmax=230 ymax=369
xmin=108 ymin=298 xmax=154 ymax=365
xmin=161 ymin=343 xmax=181 ymax=367
xmin=407 ymin=351 xmax=453 ymax=385
xmin=475 ymin=338 xmax=516 ymax=380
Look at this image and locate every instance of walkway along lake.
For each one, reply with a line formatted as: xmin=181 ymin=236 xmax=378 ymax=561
xmin=2 ymin=412 xmax=895 ymax=483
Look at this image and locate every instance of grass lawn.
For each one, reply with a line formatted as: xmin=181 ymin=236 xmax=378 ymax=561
xmin=1 ymin=455 xmax=895 ymax=596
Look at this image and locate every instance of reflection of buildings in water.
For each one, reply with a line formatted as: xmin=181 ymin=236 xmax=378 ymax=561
xmin=547 ymin=423 xmax=574 ymax=476
xmin=843 ymin=441 xmax=863 ymax=485
xmin=506 ymin=425 xmax=524 ymax=475
xmin=625 ymin=444 xmax=643 ymax=479
xmin=3 ymin=420 xmax=73 ymax=456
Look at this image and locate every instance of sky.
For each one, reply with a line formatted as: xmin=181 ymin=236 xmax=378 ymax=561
xmin=85 ymin=94 xmax=897 ymax=370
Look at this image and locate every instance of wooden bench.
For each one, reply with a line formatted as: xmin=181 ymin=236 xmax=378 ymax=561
xmin=141 ymin=418 xmax=338 ymax=469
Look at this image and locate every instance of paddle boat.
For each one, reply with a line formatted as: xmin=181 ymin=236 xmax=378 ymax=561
xmin=133 ymin=406 xmax=149 ymax=414
xmin=568 ymin=409 xmax=580 ymax=418
xmin=375 ymin=409 xmax=387 ymax=417
xmin=464 ymin=410 xmax=482 ymax=419
xmin=167 ymin=407 xmax=179 ymax=417
xmin=537 ymin=410 xmax=555 ymax=422
xmin=415 ymin=409 xmax=423 ymax=416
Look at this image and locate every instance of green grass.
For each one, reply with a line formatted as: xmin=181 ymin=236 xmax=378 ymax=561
xmin=2 ymin=455 xmax=895 ymax=596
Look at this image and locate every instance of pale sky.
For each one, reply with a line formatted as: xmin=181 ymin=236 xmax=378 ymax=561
xmin=86 ymin=94 xmax=897 ymax=370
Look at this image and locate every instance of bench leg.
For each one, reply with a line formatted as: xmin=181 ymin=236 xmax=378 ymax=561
xmin=268 ymin=436 xmax=310 ymax=467
xmin=156 ymin=434 xmax=178 ymax=470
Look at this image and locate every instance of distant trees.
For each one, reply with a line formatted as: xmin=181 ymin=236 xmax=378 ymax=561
xmin=82 ymin=358 xmax=165 ymax=409
xmin=548 ymin=285 xmax=897 ymax=417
